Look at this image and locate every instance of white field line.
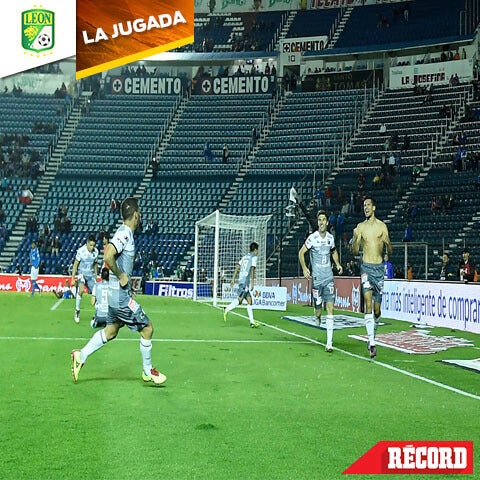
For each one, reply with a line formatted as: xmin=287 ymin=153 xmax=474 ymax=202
xmin=50 ymin=298 xmax=64 ymax=310
xmin=221 ymin=308 xmax=480 ymax=402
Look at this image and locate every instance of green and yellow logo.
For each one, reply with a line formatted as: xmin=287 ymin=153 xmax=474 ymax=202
xmin=22 ymin=7 xmax=55 ymax=53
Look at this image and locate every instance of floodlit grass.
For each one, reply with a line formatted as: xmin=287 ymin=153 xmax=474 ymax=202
xmin=0 ymin=292 xmax=479 ymax=479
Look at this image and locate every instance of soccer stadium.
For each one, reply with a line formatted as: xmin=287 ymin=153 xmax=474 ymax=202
xmin=1 ymin=1 xmax=480 ymax=478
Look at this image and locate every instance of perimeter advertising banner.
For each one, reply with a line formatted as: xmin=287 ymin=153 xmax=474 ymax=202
xmin=146 ymin=280 xmax=212 ymax=298
xmin=222 ymin=284 xmax=287 ymax=311
xmin=266 ymin=276 xmax=362 ymax=312
xmin=0 ymin=273 xmax=72 ymax=293
xmin=389 ymin=59 xmax=474 ymax=90
xmin=381 ymin=279 xmax=480 ymax=334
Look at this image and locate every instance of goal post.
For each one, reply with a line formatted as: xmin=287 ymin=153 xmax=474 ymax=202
xmin=193 ymin=210 xmax=272 ymax=306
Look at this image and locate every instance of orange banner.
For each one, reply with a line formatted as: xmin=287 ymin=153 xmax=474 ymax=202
xmin=76 ymin=0 xmax=194 ymax=79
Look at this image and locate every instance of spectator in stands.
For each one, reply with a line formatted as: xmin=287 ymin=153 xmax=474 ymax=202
xmin=26 ymin=215 xmax=38 ymax=234
xmin=19 ymin=186 xmax=34 ymax=204
xmin=459 ymin=248 xmax=475 ymax=282
xmin=379 ymin=123 xmax=387 ymax=136
xmin=324 ymin=186 xmax=332 ymax=207
xmin=1 ymin=177 xmax=11 ymax=191
xmin=403 ymin=223 xmax=412 ymax=242
xmin=0 ymin=207 xmax=5 ymax=223
xmin=203 ymin=142 xmax=214 ymax=162
xmin=439 ymin=253 xmax=457 ymax=281
xmin=110 ymin=198 xmax=118 ymax=213
xmin=444 ymin=194 xmax=454 ymax=212
xmin=454 ymin=50 xmax=460 ymax=61
xmin=222 ymin=144 xmax=229 ymax=164
xmin=475 ymin=173 xmax=480 ymax=190
xmin=382 ymin=254 xmax=394 ymax=279
xmin=407 ymin=264 xmax=414 ymax=279
xmin=51 ymin=236 xmax=61 ymax=255
xmin=411 ymin=163 xmax=421 ymax=182
xmin=151 ymin=156 xmax=159 ymax=179
xmin=403 ymin=2 xmax=410 ymax=22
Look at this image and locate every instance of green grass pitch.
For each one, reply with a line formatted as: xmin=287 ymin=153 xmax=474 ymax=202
xmin=0 ymin=292 xmax=479 ymax=479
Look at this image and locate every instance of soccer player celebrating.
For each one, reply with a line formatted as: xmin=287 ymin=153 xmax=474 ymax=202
xmin=71 ymin=197 xmax=166 ymax=385
xmin=71 ymin=234 xmax=99 ymax=323
xmin=351 ymin=196 xmax=392 ymax=358
xmin=90 ymin=267 xmax=110 ymax=329
xmin=223 ymin=242 xmax=260 ymax=328
xmin=29 ymin=241 xmax=42 ymax=296
xmin=299 ymin=210 xmax=343 ymax=352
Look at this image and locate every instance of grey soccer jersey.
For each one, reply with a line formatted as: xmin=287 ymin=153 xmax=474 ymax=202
xmin=75 ymin=244 xmax=99 ymax=279
xmin=238 ymin=252 xmax=257 ymax=286
xmin=108 ymin=224 xmax=135 ymax=308
xmin=92 ymin=281 xmax=109 ymax=317
xmin=304 ymin=230 xmax=336 ymax=285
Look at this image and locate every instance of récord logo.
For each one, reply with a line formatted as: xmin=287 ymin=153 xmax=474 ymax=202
xmin=343 ymin=441 xmax=473 ymax=474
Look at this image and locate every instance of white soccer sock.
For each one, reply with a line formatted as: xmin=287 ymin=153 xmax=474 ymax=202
xmin=246 ymin=304 xmax=254 ymax=323
xmin=326 ymin=315 xmax=334 ymax=347
xmin=225 ymin=299 xmax=239 ymax=313
xmin=365 ymin=313 xmax=375 ymax=345
xmin=75 ymin=293 xmax=81 ymax=311
xmin=140 ymin=338 xmax=152 ymax=375
xmin=80 ymin=329 xmax=107 ymax=362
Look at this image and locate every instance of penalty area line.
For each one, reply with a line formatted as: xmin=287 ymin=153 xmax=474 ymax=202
xmin=217 ymin=307 xmax=480 ymax=402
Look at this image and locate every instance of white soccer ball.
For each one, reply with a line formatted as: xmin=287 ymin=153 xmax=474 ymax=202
xmin=38 ymin=33 xmax=51 ymax=47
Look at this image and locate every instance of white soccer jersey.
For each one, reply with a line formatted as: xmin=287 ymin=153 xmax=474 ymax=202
xmin=304 ymin=231 xmax=335 ymax=283
xmin=238 ymin=253 xmax=257 ymax=286
xmin=75 ymin=244 xmax=99 ymax=278
xmin=108 ymin=224 xmax=135 ymax=308
xmin=93 ymin=281 xmax=109 ymax=316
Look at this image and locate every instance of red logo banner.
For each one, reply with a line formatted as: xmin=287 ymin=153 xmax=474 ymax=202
xmin=343 ymin=441 xmax=473 ymax=474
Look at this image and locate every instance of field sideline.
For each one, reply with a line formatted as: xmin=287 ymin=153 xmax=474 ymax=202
xmin=0 ymin=292 xmax=479 ymax=479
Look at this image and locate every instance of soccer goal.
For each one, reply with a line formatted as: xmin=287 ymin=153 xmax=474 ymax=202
xmin=193 ymin=210 xmax=272 ymax=306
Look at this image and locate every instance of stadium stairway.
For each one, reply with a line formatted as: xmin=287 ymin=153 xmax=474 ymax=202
xmin=217 ymin=92 xmax=282 ymax=212
xmin=273 ymin=11 xmax=296 ymax=51
xmin=0 ymin=94 xmax=89 ymax=271
xmin=327 ymin=6 xmax=354 ymax=49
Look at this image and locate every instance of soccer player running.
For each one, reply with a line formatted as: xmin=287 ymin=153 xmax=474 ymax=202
xmin=29 ymin=241 xmax=42 ymax=296
xmin=223 ymin=242 xmax=260 ymax=328
xmin=351 ymin=196 xmax=392 ymax=358
xmin=71 ymin=234 xmax=99 ymax=323
xmin=299 ymin=210 xmax=343 ymax=352
xmin=90 ymin=267 xmax=109 ymax=329
xmin=71 ymin=197 xmax=166 ymax=385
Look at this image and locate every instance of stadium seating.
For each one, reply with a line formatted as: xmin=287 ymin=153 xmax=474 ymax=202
xmin=59 ymin=93 xmax=179 ymax=179
xmin=335 ymin=0 xmax=470 ymax=50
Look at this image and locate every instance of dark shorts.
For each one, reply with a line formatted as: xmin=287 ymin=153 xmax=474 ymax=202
xmin=237 ymin=283 xmax=251 ymax=301
xmin=107 ymin=298 xmax=150 ymax=332
xmin=360 ymin=262 xmax=384 ymax=304
xmin=312 ymin=279 xmax=335 ymax=311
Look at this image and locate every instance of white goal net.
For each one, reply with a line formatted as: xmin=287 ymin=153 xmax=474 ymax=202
xmin=193 ymin=210 xmax=271 ymax=306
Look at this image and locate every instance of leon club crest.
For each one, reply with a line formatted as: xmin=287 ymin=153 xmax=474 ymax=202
xmin=22 ymin=8 xmax=55 ymax=53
